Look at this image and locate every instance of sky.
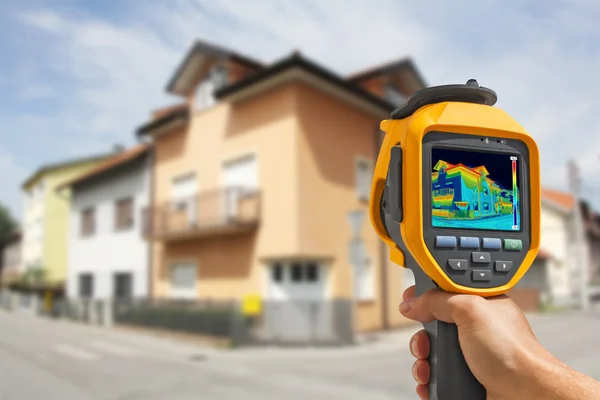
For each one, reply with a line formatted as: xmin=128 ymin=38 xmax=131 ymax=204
xmin=2 ymin=0 xmax=600 ymax=222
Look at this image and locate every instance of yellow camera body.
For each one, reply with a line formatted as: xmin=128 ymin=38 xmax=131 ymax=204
xmin=370 ymin=85 xmax=541 ymax=297
xmin=369 ymin=80 xmax=542 ymax=400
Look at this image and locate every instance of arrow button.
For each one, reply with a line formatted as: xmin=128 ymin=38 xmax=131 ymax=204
xmin=494 ymin=261 xmax=513 ymax=272
xmin=472 ymin=252 xmax=491 ymax=264
xmin=448 ymin=259 xmax=468 ymax=271
xmin=472 ymin=270 xmax=491 ymax=282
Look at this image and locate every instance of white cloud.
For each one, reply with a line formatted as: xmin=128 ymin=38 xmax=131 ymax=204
xmin=20 ymin=85 xmax=56 ymax=99
xmin=6 ymin=0 xmax=600 ymax=212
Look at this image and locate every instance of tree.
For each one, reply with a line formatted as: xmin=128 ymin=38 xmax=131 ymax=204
xmin=0 ymin=203 xmax=18 ymax=239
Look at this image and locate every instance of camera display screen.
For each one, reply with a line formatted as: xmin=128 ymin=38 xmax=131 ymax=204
xmin=431 ymin=147 xmax=521 ymax=232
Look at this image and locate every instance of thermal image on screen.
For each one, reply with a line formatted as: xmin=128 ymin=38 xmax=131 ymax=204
xmin=431 ymin=147 xmax=521 ymax=231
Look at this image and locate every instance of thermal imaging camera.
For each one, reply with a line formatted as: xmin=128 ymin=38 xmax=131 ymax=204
xmin=369 ymin=79 xmax=541 ymax=400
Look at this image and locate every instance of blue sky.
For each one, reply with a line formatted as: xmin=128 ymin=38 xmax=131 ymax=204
xmin=2 ymin=0 xmax=600 ymax=221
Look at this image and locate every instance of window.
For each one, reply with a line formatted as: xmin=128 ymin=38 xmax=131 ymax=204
xmin=169 ymin=262 xmax=197 ymax=299
xmin=291 ymin=262 xmax=304 ymax=282
xmin=79 ymin=273 xmax=94 ymax=298
xmin=306 ymin=263 xmax=318 ymax=282
xmin=80 ymin=208 xmax=95 ymax=237
xmin=194 ymin=65 xmax=227 ymax=112
xmin=115 ymin=197 xmax=134 ymax=231
xmin=356 ymin=158 xmax=372 ymax=202
xmin=272 ymin=263 xmax=283 ymax=282
xmin=209 ymin=65 xmax=228 ymax=90
xmin=354 ymin=259 xmax=374 ymax=301
xmin=113 ymin=273 xmax=133 ymax=299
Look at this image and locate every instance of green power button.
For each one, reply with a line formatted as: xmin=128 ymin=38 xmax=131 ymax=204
xmin=504 ymin=239 xmax=522 ymax=251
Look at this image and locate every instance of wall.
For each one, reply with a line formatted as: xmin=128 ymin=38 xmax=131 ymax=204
xmin=22 ymin=180 xmax=46 ymax=271
xmin=67 ymin=156 xmax=150 ymax=299
xmin=152 ymin=84 xmax=299 ymax=298
xmin=295 ymin=83 xmax=403 ymax=331
xmin=43 ymin=160 xmax=109 ymax=284
xmin=539 ymin=203 xmax=571 ymax=304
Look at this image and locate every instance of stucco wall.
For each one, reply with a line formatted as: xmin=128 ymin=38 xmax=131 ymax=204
xmin=152 ymin=84 xmax=299 ymax=298
xmin=67 ymin=156 xmax=150 ymax=299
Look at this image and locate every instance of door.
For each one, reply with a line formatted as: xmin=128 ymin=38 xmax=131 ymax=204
xmin=222 ymin=155 xmax=257 ymax=220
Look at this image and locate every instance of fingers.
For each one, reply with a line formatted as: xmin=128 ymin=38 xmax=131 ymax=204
xmin=400 ymin=287 xmax=485 ymax=326
xmin=402 ymin=285 xmax=415 ymax=301
xmin=416 ymin=384 xmax=429 ymax=400
xmin=412 ymin=359 xmax=430 ymax=385
xmin=409 ymin=330 xmax=430 ymax=360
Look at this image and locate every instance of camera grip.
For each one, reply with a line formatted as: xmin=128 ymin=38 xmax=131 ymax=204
xmin=408 ymin=259 xmax=486 ymax=400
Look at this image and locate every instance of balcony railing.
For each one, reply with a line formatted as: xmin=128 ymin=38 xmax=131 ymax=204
xmin=142 ymin=187 xmax=261 ymax=241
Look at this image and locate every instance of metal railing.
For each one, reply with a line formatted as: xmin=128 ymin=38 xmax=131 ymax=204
xmin=142 ymin=187 xmax=261 ymax=239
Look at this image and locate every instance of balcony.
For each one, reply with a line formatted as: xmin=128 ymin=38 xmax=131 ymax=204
xmin=142 ymin=187 xmax=261 ymax=241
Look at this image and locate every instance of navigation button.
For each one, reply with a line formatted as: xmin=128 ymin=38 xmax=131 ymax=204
xmin=436 ymin=236 xmax=457 ymax=249
xmin=459 ymin=237 xmax=479 ymax=249
xmin=504 ymin=239 xmax=522 ymax=251
xmin=448 ymin=259 xmax=468 ymax=271
xmin=494 ymin=261 xmax=513 ymax=272
xmin=472 ymin=252 xmax=491 ymax=263
xmin=472 ymin=270 xmax=491 ymax=282
xmin=482 ymin=238 xmax=502 ymax=250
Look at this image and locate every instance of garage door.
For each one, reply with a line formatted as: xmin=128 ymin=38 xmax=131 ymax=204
xmin=264 ymin=261 xmax=333 ymax=343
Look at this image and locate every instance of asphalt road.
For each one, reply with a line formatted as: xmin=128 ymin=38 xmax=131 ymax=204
xmin=1 ymin=310 xmax=600 ymax=400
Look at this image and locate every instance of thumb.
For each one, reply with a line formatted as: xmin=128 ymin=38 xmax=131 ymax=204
xmin=400 ymin=287 xmax=483 ymax=326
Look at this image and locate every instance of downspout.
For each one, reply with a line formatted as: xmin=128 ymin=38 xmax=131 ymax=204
xmin=375 ymin=126 xmax=390 ymax=330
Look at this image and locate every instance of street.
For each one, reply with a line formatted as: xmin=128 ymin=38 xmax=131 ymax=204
xmin=1 ymin=311 xmax=600 ymax=400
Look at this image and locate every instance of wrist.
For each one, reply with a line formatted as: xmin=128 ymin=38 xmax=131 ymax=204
xmin=516 ymin=346 xmax=600 ymax=400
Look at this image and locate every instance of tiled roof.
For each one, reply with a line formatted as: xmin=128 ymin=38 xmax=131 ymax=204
xmin=541 ymin=188 xmax=575 ymax=211
xmin=57 ymin=144 xmax=150 ymax=190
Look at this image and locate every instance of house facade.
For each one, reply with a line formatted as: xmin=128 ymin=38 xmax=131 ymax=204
xmin=61 ymin=145 xmax=151 ymax=300
xmin=21 ymin=154 xmax=111 ymax=293
xmin=137 ymin=40 xmax=427 ymax=333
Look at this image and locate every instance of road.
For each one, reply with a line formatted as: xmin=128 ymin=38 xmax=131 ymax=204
xmin=1 ymin=310 xmax=600 ymax=400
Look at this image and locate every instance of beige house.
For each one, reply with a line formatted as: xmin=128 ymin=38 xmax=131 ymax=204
xmin=137 ymin=40 xmax=427 ymax=334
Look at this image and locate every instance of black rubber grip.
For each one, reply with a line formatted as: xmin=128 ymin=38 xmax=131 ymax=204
xmin=409 ymin=259 xmax=486 ymax=400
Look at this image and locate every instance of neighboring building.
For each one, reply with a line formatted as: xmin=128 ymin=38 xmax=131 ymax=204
xmin=136 ymin=40 xmax=427 ymax=334
xmin=512 ymin=188 xmax=598 ymax=309
xmin=59 ymin=145 xmax=152 ymax=300
xmin=21 ymin=153 xmax=112 ymax=295
xmin=0 ymin=230 xmax=22 ymax=286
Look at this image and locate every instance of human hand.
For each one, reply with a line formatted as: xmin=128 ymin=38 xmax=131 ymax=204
xmin=400 ymin=285 xmax=561 ymax=400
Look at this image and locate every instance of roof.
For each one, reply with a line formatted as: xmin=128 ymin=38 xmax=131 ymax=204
xmin=136 ymin=107 xmax=190 ymax=138
xmin=57 ymin=144 xmax=151 ymax=190
xmin=541 ymin=187 xmax=575 ymax=211
xmin=348 ymin=57 xmax=428 ymax=89
xmin=151 ymin=102 xmax=189 ymax=120
xmin=22 ymin=152 xmax=113 ymax=189
xmin=214 ymin=51 xmax=395 ymax=112
xmin=166 ymin=39 xmax=264 ymax=96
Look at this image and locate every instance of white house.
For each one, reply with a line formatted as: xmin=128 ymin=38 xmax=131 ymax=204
xmin=61 ymin=144 xmax=151 ymax=300
xmin=514 ymin=188 xmax=595 ymax=307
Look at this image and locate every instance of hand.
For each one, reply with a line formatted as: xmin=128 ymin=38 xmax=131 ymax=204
xmin=399 ymin=286 xmax=562 ymax=400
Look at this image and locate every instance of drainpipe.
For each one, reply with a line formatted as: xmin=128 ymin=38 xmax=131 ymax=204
xmin=375 ymin=126 xmax=390 ymax=330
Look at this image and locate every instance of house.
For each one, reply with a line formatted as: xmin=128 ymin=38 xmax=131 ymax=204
xmin=431 ymin=160 xmax=517 ymax=223
xmin=58 ymin=144 xmax=152 ymax=300
xmin=0 ymin=230 xmax=22 ymax=287
xmin=136 ymin=39 xmax=427 ymax=339
xmin=511 ymin=188 xmax=599 ymax=309
xmin=21 ymin=152 xmax=112 ymax=299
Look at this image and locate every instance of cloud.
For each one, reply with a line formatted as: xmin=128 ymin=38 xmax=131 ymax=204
xmin=4 ymin=0 xmax=600 ymax=215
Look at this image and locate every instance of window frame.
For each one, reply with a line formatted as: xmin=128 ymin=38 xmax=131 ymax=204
xmin=114 ymin=196 xmax=135 ymax=231
xmin=80 ymin=207 xmax=96 ymax=237
xmin=355 ymin=156 xmax=373 ymax=202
